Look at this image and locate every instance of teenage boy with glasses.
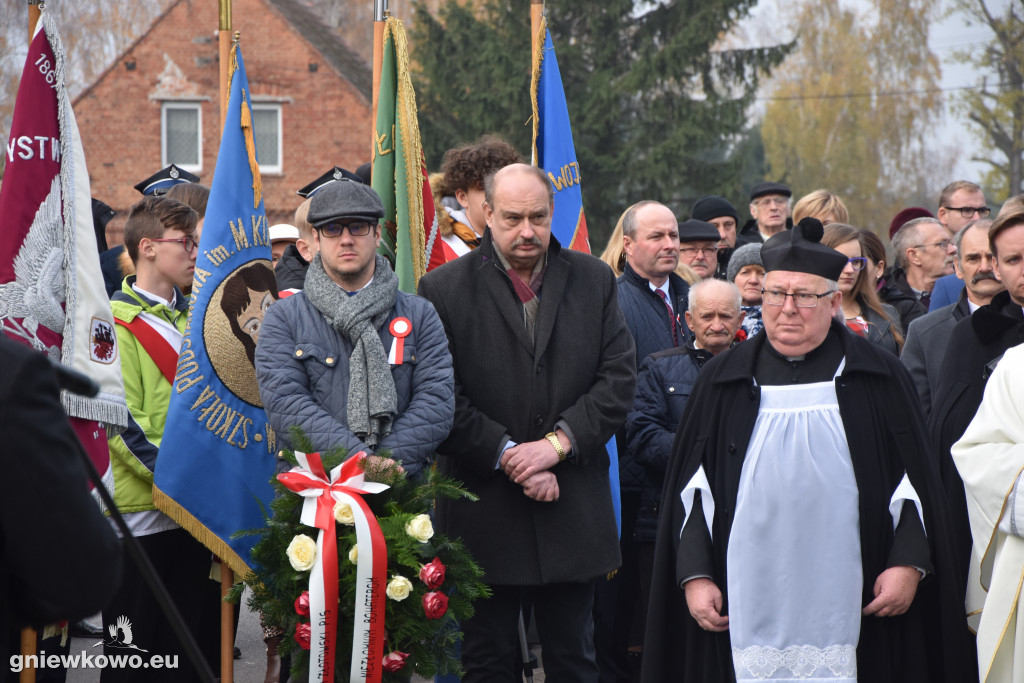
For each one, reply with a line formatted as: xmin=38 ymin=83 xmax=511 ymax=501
xmin=104 ymin=195 xmax=216 ymax=681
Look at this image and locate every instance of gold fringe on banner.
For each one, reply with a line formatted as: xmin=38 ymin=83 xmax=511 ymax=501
xmin=240 ymin=89 xmax=263 ymax=209
xmin=153 ymin=485 xmax=253 ymax=578
xmin=386 ymin=17 xmax=427 ymax=284
xmin=529 ymin=14 xmax=546 ymax=166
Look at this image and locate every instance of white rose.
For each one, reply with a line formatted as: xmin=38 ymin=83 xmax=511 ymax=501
xmin=334 ymin=501 xmax=356 ymax=526
xmin=386 ymin=575 xmax=413 ymax=601
xmin=348 ymin=544 xmax=359 ymax=565
xmin=286 ymin=534 xmax=317 ymax=572
xmin=405 ymin=514 xmax=434 ymax=543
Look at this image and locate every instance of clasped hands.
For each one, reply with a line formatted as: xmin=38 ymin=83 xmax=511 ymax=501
xmin=499 ymin=431 xmax=570 ymax=503
xmin=683 ymin=565 xmax=921 ymax=632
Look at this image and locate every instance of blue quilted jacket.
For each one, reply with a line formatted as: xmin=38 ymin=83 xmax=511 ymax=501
xmin=255 ymin=289 xmax=454 ymax=479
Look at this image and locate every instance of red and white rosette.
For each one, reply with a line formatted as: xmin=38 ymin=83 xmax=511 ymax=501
xmin=278 ymin=452 xmax=390 ymax=683
xmin=388 ymin=317 xmax=412 ymax=365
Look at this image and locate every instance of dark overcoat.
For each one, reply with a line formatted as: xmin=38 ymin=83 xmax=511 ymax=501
xmin=642 ymin=323 xmax=974 ymax=683
xmin=417 ymin=231 xmax=636 ymax=585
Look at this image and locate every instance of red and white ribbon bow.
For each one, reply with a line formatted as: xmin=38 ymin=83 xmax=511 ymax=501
xmin=278 ymin=451 xmax=389 ymax=683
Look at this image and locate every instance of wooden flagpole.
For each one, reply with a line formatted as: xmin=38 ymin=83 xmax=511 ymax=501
xmin=219 ymin=0 xmax=232 ymax=128
xmin=28 ymin=0 xmax=40 ymax=41
xmin=216 ymin=8 xmax=235 ymax=683
xmin=531 ymin=0 xmax=543 ymax=65
xmin=372 ymin=0 xmax=387 ymax=161
xmin=21 ymin=0 xmax=41 ymax=670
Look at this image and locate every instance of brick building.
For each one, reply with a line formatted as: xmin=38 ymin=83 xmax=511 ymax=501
xmin=74 ymin=0 xmax=374 ymax=243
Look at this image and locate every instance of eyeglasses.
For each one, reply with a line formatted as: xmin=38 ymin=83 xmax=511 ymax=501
xmin=913 ymin=239 xmax=953 ymax=251
xmin=151 ymin=236 xmax=199 ymax=254
xmin=755 ymin=197 xmax=789 ymax=208
xmin=846 ymin=257 xmax=867 ymax=271
xmin=680 ymin=245 xmax=720 ymax=256
xmin=944 ymin=206 xmax=991 ymax=219
xmin=761 ymin=289 xmax=836 ymax=307
xmin=318 ymin=221 xmax=374 ymax=238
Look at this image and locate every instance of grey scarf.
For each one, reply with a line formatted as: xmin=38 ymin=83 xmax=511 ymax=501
xmin=304 ymin=253 xmax=398 ymax=447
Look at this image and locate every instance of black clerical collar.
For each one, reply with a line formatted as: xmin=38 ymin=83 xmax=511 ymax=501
xmin=755 ymin=328 xmax=844 ymax=385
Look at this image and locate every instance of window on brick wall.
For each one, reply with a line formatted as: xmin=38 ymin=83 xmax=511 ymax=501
xmin=161 ymin=102 xmax=202 ymax=172
xmin=251 ymin=103 xmax=282 ymax=174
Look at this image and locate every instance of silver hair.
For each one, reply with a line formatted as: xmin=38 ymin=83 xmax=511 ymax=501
xmin=687 ymin=278 xmax=742 ymax=313
xmin=891 ymin=217 xmax=944 ymax=269
xmin=954 ymin=218 xmax=994 ymax=266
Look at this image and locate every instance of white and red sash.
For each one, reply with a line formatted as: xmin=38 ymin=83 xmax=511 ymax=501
xmin=278 ymin=452 xmax=389 ymax=683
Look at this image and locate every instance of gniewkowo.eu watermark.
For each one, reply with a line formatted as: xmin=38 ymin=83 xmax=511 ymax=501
xmin=10 ymin=651 xmax=179 ymax=672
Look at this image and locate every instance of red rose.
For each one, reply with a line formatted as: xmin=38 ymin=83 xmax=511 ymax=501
xmin=734 ymin=328 xmax=748 ymax=342
xmin=294 ymin=622 xmax=311 ymax=650
xmin=419 ymin=557 xmax=446 ymax=590
xmin=382 ymin=651 xmax=410 ymax=672
xmin=422 ymin=590 xmax=449 ymax=619
xmin=294 ymin=591 xmax=310 ymax=616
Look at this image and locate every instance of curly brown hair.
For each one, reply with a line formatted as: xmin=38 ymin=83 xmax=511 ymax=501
xmin=440 ymin=135 xmax=522 ymax=194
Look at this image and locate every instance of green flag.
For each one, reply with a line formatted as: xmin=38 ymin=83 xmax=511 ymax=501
xmin=372 ymin=17 xmax=440 ymax=293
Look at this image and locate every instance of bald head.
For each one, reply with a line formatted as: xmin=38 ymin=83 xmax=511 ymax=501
xmin=685 ymin=279 xmax=743 ymax=355
xmin=484 ymin=163 xmax=554 ymax=208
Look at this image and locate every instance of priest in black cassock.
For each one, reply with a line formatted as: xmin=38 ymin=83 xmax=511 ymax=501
xmin=642 ymin=218 xmax=975 ymax=683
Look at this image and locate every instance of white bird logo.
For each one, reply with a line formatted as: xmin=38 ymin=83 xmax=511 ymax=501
xmin=93 ymin=615 xmax=149 ymax=652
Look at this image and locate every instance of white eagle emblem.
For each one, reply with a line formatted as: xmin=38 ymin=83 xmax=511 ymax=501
xmin=0 ymin=175 xmax=67 ymax=355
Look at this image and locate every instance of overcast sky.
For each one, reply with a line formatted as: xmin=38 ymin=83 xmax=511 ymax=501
xmin=731 ymin=0 xmax=1003 ymax=192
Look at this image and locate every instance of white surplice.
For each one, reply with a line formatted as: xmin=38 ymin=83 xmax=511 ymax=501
xmin=728 ymin=362 xmax=861 ymax=682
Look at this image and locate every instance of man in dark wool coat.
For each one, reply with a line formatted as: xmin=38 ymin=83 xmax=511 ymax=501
xmin=418 ymin=163 xmax=636 ymax=682
xmin=642 ymin=218 xmax=974 ymax=683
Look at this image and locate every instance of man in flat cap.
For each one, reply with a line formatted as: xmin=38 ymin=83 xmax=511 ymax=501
xmin=275 ymin=167 xmax=366 ymax=293
xmin=254 ymin=179 xmax=454 ymax=479
xmin=678 ymin=219 xmax=722 ymax=281
xmin=692 ymin=195 xmax=740 ymax=279
xmin=736 ymin=181 xmax=792 ymax=248
xmin=642 ymin=218 xmax=973 ymax=682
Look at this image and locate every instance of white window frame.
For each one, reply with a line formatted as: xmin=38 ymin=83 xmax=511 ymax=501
xmin=160 ymin=102 xmax=203 ymax=173
xmin=251 ymin=103 xmax=283 ymax=175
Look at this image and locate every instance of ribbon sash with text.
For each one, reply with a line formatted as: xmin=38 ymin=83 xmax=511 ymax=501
xmin=278 ymin=452 xmax=389 ymax=683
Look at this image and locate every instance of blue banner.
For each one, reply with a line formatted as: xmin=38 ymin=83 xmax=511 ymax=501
xmin=153 ymin=44 xmax=277 ymax=575
xmin=532 ymin=25 xmax=590 ymax=253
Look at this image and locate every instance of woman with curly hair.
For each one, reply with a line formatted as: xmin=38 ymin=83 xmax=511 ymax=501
xmin=822 ymin=223 xmax=904 ymax=354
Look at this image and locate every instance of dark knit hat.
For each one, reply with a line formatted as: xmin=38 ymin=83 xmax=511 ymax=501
xmin=888 ymin=207 xmax=934 ymax=239
xmin=692 ymin=195 xmax=738 ymax=223
xmin=307 ymin=179 xmax=385 ymax=227
xmin=727 ymin=243 xmax=764 ymax=283
xmin=761 ymin=217 xmax=848 ymax=281
xmin=678 ymin=219 xmax=721 ymax=243
xmin=750 ymin=182 xmax=792 ymax=202
xmin=297 ymin=166 xmax=366 ymax=198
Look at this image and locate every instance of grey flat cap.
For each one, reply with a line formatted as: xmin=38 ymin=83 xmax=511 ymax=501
xmin=307 ymin=179 xmax=385 ymax=227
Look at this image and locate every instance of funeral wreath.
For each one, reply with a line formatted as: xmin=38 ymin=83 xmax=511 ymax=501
xmin=235 ymin=435 xmax=489 ymax=682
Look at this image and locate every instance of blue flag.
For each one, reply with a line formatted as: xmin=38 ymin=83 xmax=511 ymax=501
xmin=531 ymin=22 xmax=590 ymax=254
xmin=153 ymin=44 xmax=277 ymax=576
xmin=531 ymin=19 xmax=620 ymax=535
